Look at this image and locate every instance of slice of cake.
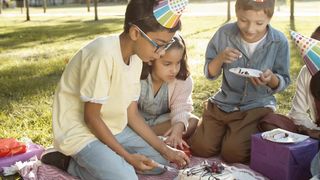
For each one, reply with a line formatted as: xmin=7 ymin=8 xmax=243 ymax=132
xmin=176 ymin=161 xmax=235 ymax=180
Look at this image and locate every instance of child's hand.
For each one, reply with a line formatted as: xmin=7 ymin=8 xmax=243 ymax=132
xmin=218 ymin=47 xmax=242 ymax=64
xmin=250 ymin=69 xmax=278 ymax=89
xmin=163 ymin=123 xmax=189 ymax=149
xmin=126 ymin=153 xmax=157 ymax=172
xmin=163 ymin=146 xmax=190 ymax=168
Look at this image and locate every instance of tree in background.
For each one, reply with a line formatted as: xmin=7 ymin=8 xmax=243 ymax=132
xmin=26 ymin=0 xmax=30 ymax=21
xmin=227 ymin=0 xmax=231 ymax=21
xmin=94 ymin=0 xmax=98 ymax=20
xmin=43 ymin=0 xmax=47 ymax=13
xmin=86 ymin=0 xmax=90 ymax=12
xmin=0 ymin=0 xmax=2 ymax=14
xmin=290 ymin=0 xmax=294 ymax=21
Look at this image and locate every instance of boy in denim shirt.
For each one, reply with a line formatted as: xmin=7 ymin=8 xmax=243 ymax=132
xmin=189 ymin=0 xmax=290 ymax=163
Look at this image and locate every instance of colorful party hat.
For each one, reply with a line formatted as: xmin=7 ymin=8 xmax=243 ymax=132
xmin=290 ymin=30 xmax=320 ymax=76
xmin=153 ymin=0 xmax=188 ymax=28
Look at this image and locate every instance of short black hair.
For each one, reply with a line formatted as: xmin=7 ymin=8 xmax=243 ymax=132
xmin=124 ymin=0 xmax=181 ymax=33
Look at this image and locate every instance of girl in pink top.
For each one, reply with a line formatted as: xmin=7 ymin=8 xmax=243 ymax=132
xmin=139 ymin=34 xmax=199 ymax=150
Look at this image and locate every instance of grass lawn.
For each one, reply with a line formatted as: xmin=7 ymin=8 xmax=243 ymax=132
xmin=0 ymin=5 xmax=319 ymax=148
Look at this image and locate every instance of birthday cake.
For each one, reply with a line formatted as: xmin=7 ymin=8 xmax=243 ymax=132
xmin=176 ymin=161 xmax=234 ymax=180
xmin=175 ymin=160 xmax=265 ymax=180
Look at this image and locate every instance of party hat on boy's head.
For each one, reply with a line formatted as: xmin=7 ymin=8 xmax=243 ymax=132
xmin=153 ymin=0 xmax=188 ymax=28
xmin=290 ymin=30 xmax=320 ymax=76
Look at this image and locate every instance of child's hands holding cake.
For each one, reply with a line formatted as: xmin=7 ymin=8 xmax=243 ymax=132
xmin=162 ymin=145 xmax=190 ymax=168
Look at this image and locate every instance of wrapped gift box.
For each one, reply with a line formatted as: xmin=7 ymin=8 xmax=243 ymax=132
xmin=250 ymin=133 xmax=318 ymax=180
xmin=0 ymin=143 xmax=44 ymax=171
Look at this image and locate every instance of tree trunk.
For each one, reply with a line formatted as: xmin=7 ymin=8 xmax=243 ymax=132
xmin=290 ymin=0 xmax=294 ymax=21
xmin=26 ymin=0 xmax=30 ymax=21
xmin=43 ymin=0 xmax=47 ymax=13
xmin=227 ymin=0 xmax=231 ymax=21
xmin=86 ymin=0 xmax=90 ymax=12
xmin=0 ymin=0 xmax=2 ymax=14
xmin=94 ymin=0 xmax=98 ymax=21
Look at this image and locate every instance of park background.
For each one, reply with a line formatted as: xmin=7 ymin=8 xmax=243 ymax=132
xmin=0 ymin=0 xmax=319 ymax=148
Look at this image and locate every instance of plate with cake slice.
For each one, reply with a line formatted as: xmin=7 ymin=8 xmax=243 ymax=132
xmin=229 ymin=67 xmax=262 ymax=78
xmin=261 ymin=128 xmax=309 ymax=143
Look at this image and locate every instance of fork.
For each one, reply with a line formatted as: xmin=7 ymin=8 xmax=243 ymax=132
xmin=154 ymin=162 xmax=178 ymax=172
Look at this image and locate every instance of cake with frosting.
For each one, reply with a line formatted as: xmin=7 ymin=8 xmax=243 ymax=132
xmin=175 ymin=160 xmax=266 ymax=180
xmin=176 ymin=161 xmax=235 ymax=180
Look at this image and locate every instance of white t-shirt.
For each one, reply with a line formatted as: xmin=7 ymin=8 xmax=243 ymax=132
xmin=241 ymin=33 xmax=267 ymax=59
xmin=52 ymin=35 xmax=142 ymax=155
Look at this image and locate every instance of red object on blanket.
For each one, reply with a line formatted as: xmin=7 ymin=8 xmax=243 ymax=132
xmin=0 ymin=138 xmax=27 ymax=158
xmin=177 ymin=146 xmax=191 ymax=158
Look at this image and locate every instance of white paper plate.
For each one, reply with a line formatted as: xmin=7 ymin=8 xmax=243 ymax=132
xmin=261 ymin=128 xmax=309 ymax=143
xmin=229 ymin=67 xmax=262 ymax=78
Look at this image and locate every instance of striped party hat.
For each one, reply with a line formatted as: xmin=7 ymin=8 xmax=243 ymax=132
xmin=153 ymin=0 xmax=188 ymax=29
xmin=291 ymin=30 xmax=320 ymax=76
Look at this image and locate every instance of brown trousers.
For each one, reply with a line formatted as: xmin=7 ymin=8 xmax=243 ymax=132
xmin=188 ymin=101 xmax=272 ymax=163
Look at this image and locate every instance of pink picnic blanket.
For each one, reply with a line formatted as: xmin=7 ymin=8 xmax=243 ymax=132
xmin=21 ymin=156 xmax=267 ymax=180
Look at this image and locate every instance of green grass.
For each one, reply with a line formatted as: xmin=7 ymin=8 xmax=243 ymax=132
xmin=0 ymin=6 xmax=319 ymax=148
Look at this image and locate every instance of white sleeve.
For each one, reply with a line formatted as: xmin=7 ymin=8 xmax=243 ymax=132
xmin=79 ymin=51 xmax=110 ymax=104
xmin=288 ymin=67 xmax=319 ymax=130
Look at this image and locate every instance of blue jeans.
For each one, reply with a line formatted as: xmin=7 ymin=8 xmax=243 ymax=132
xmin=67 ymin=126 xmax=167 ymax=180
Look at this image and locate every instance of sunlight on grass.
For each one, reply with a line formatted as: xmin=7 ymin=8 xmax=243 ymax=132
xmin=0 ymin=11 xmax=319 ymax=146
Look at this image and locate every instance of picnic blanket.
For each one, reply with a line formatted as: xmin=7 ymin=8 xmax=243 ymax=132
xmin=12 ymin=156 xmax=267 ymax=180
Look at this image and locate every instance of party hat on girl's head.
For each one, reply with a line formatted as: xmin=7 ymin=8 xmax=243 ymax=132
xmin=290 ymin=30 xmax=320 ymax=76
xmin=153 ymin=0 xmax=188 ymax=28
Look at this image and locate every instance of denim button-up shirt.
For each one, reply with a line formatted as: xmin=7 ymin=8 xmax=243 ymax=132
xmin=204 ymin=23 xmax=291 ymax=112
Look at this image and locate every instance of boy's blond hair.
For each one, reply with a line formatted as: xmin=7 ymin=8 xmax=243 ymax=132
xmin=235 ymin=0 xmax=275 ymax=18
